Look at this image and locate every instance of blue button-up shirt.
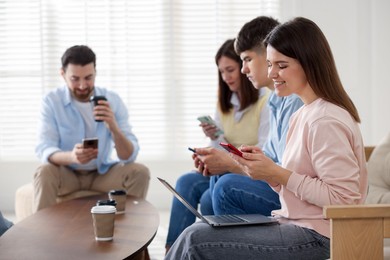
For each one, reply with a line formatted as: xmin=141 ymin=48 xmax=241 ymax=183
xmin=262 ymin=92 xmax=303 ymax=165
xmin=35 ymin=86 xmax=139 ymax=174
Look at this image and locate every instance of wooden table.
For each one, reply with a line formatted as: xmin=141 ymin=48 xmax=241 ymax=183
xmin=0 ymin=195 xmax=159 ymax=260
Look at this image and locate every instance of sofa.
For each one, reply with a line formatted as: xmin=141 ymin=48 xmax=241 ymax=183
xmin=366 ymin=132 xmax=390 ymax=204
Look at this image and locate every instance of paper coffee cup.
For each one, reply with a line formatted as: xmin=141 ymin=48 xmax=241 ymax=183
xmin=108 ymin=189 xmax=127 ymax=214
xmin=91 ymin=205 xmax=116 ymax=241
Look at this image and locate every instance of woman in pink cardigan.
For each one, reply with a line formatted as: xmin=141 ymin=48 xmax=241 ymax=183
xmin=165 ymin=17 xmax=368 ymax=260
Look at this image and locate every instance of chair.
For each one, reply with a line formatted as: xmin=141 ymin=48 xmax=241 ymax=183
xmin=364 ymin=145 xmax=375 ymax=161
xmin=323 ymin=146 xmax=390 ymax=260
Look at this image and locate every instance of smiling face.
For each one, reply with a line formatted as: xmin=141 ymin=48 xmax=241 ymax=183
xmin=217 ymin=56 xmax=242 ymax=93
xmin=240 ymin=49 xmax=272 ymax=90
xmin=266 ymin=45 xmax=313 ymax=103
xmin=61 ymin=63 xmax=96 ymax=102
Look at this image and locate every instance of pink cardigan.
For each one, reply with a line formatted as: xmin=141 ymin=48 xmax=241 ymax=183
xmin=272 ymin=98 xmax=368 ymax=238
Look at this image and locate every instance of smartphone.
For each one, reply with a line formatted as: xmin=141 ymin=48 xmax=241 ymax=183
xmin=197 ymin=115 xmax=224 ymax=137
xmin=197 ymin=115 xmax=216 ymax=125
xmin=188 ymin=147 xmax=196 ymax=153
xmin=219 ymin=142 xmax=243 ymax=157
xmin=82 ymin=137 xmax=98 ymax=149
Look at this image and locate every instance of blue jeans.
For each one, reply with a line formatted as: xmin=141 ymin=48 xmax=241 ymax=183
xmin=166 ymin=172 xmax=213 ymax=247
xmin=165 ymin=222 xmax=330 ymax=260
xmin=0 ymin=211 xmax=13 ymax=236
xmin=210 ymin=174 xmax=281 ymax=215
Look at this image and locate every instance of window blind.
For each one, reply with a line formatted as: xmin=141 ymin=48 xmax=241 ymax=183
xmin=0 ymin=0 xmax=280 ymax=161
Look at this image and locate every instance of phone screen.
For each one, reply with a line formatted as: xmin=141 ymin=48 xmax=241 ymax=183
xmin=197 ymin=115 xmax=215 ymax=125
xmin=219 ymin=142 xmax=243 ymax=157
xmin=82 ymin=138 xmax=98 ymax=149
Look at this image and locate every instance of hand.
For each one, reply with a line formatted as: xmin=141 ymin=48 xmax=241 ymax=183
xmin=72 ymin=143 xmax=98 ymax=164
xmin=240 ymin=145 xmax=262 ymax=154
xmin=229 ymin=150 xmax=291 ymax=187
xmin=191 ymin=150 xmax=210 ymax=176
xmin=199 ymin=123 xmax=219 ymax=140
xmin=192 ymin=152 xmax=202 ymax=168
xmin=195 ymin=147 xmax=239 ymax=175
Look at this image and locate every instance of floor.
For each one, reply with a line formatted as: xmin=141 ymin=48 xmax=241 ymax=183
xmin=3 ymin=210 xmax=170 ymax=260
xmin=148 ymin=210 xmax=169 ymax=260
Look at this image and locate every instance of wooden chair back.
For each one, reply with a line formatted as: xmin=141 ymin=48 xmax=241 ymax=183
xmin=324 ymin=146 xmax=390 ymax=260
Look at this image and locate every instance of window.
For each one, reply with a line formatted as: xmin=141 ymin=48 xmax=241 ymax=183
xmin=0 ymin=0 xmax=279 ymax=161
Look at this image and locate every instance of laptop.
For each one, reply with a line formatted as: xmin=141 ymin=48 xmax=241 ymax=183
xmin=157 ymin=177 xmax=278 ymax=227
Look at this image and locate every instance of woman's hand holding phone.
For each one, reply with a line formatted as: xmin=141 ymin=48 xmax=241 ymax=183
xmin=197 ymin=115 xmax=224 ymax=139
xmin=225 ymin=145 xmax=287 ymax=187
xmin=240 ymin=145 xmax=262 ymax=154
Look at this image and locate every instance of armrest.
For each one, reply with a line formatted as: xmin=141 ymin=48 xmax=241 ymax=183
xmin=324 ymin=204 xmax=390 ymax=219
xmin=365 ymin=146 xmax=375 ymax=161
xmin=324 ymin=204 xmax=390 ymax=260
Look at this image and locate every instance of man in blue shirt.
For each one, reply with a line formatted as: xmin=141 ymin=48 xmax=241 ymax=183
xmin=192 ymin=16 xmax=303 ymax=215
xmin=33 ymin=45 xmax=150 ymax=212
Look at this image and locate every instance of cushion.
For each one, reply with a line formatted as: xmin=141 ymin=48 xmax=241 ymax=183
xmin=366 ymin=132 xmax=390 ymax=204
xmin=15 ymin=183 xmax=102 ymax=222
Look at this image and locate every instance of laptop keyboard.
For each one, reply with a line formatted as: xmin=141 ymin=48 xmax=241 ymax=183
xmin=213 ymin=214 xmax=249 ymax=223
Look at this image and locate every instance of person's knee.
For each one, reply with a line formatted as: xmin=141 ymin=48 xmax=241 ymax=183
xmin=212 ymin=175 xmax=238 ymax=211
xmin=176 ymin=172 xmax=200 ymax=185
xmin=213 ymin=175 xmax=232 ymax=199
xmin=175 ymin=172 xmax=204 ymax=193
xmin=34 ymin=163 xmax=59 ymax=184
xmin=176 ymin=173 xmax=194 ymax=191
xmin=183 ymin=223 xmax=209 ymax=243
xmin=126 ymin=163 xmax=150 ymax=183
xmin=137 ymin=163 xmax=151 ymax=180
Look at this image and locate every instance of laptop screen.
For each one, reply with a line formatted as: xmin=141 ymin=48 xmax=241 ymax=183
xmin=157 ymin=177 xmax=209 ymax=223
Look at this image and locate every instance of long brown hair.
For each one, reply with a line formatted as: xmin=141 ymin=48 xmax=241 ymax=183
xmin=215 ymin=39 xmax=258 ymax=113
xmin=264 ymin=17 xmax=360 ymax=122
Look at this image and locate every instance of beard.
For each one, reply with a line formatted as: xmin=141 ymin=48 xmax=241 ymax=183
xmin=72 ymin=86 xmax=94 ymax=102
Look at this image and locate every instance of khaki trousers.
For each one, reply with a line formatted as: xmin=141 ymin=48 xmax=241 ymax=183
xmin=33 ymin=162 xmax=150 ymax=212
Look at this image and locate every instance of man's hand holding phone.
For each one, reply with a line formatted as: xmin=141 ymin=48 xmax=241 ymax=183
xmin=188 ymin=147 xmax=205 ymax=173
xmin=78 ymin=138 xmax=99 ymax=163
xmin=190 ymin=146 xmax=241 ymax=175
xmin=82 ymin=137 xmax=98 ymax=149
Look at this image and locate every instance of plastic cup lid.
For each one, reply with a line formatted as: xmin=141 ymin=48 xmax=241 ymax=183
xmin=91 ymin=205 xmax=116 ymax=214
xmin=96 ymin=199 xmax=117 ymax=206
xmin=108 ymin=189 xmax=127 ymax=195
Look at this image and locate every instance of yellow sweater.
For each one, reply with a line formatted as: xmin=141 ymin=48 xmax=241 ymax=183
xmin=218 ymin=90 xmax=270 ymax=148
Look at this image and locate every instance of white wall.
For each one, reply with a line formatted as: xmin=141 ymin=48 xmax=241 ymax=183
xmin=280 ymin=0 xmax=390 ymax=145
xmin=1 ymin=0 xmax=390 ymax=213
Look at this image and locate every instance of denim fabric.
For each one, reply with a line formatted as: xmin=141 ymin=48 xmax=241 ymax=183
xmin=199 ymin=188 xmax=213 ymax=215
xmin=166 ymin=172 xmax=211 ymax=247
xmin=210 ymin=174 xmax=280 ymax=215
xmin=0 ymin=211 xmax=13 ymax=236
xmin=165 ymin=222 xmax=330 ymax=260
